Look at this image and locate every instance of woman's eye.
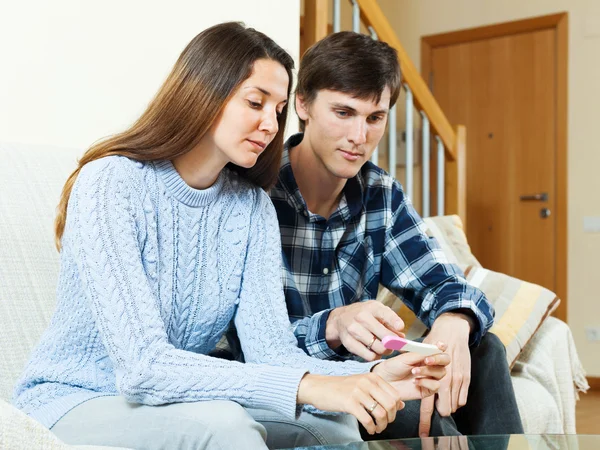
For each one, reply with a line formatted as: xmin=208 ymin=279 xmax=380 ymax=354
xmin=248 ymin=101 xmax=262 ymax=109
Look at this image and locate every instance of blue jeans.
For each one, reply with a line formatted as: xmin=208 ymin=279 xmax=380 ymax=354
xmin=51 ymin=395 xmax=362 ymax=449
xmin=360 ymin=332 xmax=524 ymax=440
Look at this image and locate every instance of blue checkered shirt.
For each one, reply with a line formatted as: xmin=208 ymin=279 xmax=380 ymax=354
xmin=271 ymin=134 xmax=494 ymax=361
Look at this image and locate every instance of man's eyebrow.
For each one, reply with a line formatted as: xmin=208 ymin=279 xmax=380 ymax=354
xmin=244 ymin=86 xmax=288 ymax=103
xmin=330 ymin=102 xmax=388 ymax=115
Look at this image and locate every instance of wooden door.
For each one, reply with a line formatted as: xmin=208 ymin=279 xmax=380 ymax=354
xmin=429 ymin=29 xmax=557 ymax=292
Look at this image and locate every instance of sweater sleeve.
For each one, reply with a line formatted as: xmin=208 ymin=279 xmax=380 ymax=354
xmin=69 ymin=158 xmax=307 ymax=419
xmin=233 ymin=190 xmax=378 ymax=380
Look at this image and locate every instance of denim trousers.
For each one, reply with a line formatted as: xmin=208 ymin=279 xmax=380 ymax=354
xmin=51 ymin=333 xmax=522 ymax=448
xmin=51 ymin=395 xmax=362 ymax=450
xmin=360 ymin=332 xmax=524 ymax=440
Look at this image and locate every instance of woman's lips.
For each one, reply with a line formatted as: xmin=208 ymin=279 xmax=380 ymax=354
xmin=247 ymin=139 xmax=266 ymax=151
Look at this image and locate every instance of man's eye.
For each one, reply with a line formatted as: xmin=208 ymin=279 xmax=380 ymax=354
xmin=336 ymin=110 xmax=349 ymax=117
xmin=369 ymin=115 xmax=383 ymax=122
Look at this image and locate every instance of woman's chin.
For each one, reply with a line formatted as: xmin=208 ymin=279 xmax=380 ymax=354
xmin=232 ymin=154 xmax=259 ymax=169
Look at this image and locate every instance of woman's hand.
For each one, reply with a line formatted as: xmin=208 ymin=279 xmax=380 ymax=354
xmin=297 ymin=373 xmax=404 ymax=435
xmin=372 ymin=343 xmax=450 ymax=400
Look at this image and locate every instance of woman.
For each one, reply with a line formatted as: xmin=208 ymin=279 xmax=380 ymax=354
xmin=13 ymin=22 xmax=449 ymax=449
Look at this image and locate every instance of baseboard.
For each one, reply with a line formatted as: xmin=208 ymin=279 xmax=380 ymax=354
xmin=587 ymin=377 xmax=600 ymax=390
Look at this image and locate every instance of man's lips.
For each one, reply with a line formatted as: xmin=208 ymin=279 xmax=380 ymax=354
xmin=338 ymin=149 xmax=364 ymax=161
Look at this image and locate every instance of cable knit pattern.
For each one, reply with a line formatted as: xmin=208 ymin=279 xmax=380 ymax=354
xmin=13 ymin=156 xmax=377 ymax=430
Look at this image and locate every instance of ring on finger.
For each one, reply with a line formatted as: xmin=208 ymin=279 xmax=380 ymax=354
xmin=368 ymin=401 xmax=379 ymax=413
xmin=366 ymin=336 xmax=377 ymax=351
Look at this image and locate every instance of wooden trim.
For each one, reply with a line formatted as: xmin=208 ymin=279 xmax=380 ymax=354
xmin=554 ymin=14 xmax=569 ymax=323
xmin=299 ymin=16 xmax=333 ymax=57
xmin=422 ymin=13 xmax=569 ymax=322
xmin=422 ymin=13 xmax=567 ymax=48
xmin=302 ymin=0 xmax=329 ymax=56
xmin=446 ymin=125 xmax=468 ymax=230
xmin=587 ymin=377 xmax=600 ymax=391
xmin=355 ymin=0 xmax=457 ymax=160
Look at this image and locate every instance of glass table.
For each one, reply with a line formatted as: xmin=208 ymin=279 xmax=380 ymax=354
xmin=287 ymin=434 xmax=600 ymax=449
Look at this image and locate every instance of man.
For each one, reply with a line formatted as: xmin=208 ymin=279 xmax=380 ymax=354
xmin=270 ymin=31 xmax=523 ymax=439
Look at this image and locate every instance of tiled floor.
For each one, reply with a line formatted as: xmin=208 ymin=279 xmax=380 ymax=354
xmin=576 ymin=389 xmax=600 ymax=434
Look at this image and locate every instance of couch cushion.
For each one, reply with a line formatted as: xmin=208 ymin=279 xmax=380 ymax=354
xmin=0 ymin=142 xmax=82 ymax=402
xmin=465 ymin=266 xmax=560 ymax=367
xmin=423 ymin=215 xmax=482 ymax=268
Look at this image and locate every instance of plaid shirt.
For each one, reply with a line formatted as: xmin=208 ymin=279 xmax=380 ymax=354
xmin=270 ymin=133 xmax=494 ymax=361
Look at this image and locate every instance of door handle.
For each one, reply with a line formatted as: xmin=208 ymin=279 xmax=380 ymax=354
xmin=519 ymin=193 xmax=548 ymax=202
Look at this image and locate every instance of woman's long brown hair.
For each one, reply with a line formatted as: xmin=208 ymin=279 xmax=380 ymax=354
xmin=54 ymin=22 xmax=294 ymax=250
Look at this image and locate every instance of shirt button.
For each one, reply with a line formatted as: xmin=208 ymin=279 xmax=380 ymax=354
xmin=303 ymin=211 xmax=309 ymax=217
xmin=323 ymin=268 xmax=329 ymax=275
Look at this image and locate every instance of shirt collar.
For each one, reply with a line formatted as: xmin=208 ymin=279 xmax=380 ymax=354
xmin=279 ymin=133 xmax=365 ymax=223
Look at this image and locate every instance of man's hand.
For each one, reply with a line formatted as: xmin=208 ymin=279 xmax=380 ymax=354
xmin=418 ymin=312 xmax=472 ymax=437
xmin=326 ymin=301 xmax=405 ymax=361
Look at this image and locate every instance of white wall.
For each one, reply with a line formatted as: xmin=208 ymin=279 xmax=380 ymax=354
xmin=377 ymin=0 xmax=600 ymax=376
xmin=0 ymin=0 xmax=300 ymax=149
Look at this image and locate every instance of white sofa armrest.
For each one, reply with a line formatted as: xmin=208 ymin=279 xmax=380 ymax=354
xmin=0 ymin=399 xmax=130 ymax=449
xmin=511 ymin=316 xmax=589 ymax=434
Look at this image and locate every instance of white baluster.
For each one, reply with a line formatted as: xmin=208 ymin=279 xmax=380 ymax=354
xmin=388 ymin=105 xmax=397 ymax=179
xmin=333 ymin=0 xmax=341 ymax=33
xmin=352 ymin=0 xmax=360 ymax=32
xmin=368 ymin=26 xmax=377 ymax=40
xmin=420 ymin=112 xmax=430 ymax=218
xmin=405 ymin=85 xmax=414 ymax=201
xmin=436 ymin=135 xmax=445 ymax=216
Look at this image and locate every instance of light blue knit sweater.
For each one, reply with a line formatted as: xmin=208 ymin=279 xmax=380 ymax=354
xmin=13 ymin=156 xmax=375 ymax=429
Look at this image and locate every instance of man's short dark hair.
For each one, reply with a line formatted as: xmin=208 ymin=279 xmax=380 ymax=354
xmin=296 ymin=31 xmax=401 ymax=130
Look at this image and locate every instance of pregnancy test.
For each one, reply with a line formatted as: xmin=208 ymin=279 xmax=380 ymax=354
xmin=381 ymin=336 xmax=441 ymax=356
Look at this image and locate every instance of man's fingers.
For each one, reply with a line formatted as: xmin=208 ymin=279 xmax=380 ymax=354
xmin=369 ymin=302 xmax=405 ymax=333
xmin=360 ymin=315 xmax=402 ymax=353
xmin=458 ymin=374 xmax=470 ymax=408
xmin=435 ymin=379 xmax=453 ymax=417
xmin=347 ymin=314 xmax=400 ymax=356
xmin=346 ymin=322 xmax=383 ymax=353
xmin=435 ymin=341 xmax=448 ymax=352
xmin=342 ymin=334 xmax=378 ymax=361
xmin=451 ymin=374 xmax=463 ymax=413
xmin=418 ymin=395 xmax=435 ymax=437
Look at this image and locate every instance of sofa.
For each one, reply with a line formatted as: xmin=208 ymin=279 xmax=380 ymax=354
xmin=0 ymin=141 xmax=590 ymax=448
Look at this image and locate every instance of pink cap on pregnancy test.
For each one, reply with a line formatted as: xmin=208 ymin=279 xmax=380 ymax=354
xmin=381 ymin=336 xmax=442 ymax=356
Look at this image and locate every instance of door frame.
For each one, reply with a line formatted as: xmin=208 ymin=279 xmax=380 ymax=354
xmin=421 ymin=13 xmax=569 ymax=322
